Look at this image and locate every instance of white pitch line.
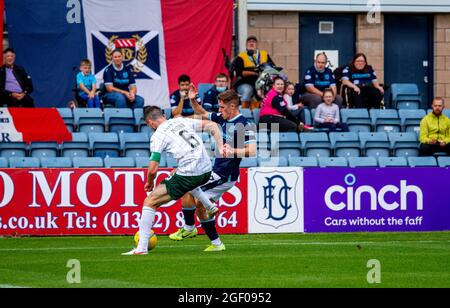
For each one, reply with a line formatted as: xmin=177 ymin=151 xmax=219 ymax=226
xmin=0 ymin=284 xmax=30 ymax=289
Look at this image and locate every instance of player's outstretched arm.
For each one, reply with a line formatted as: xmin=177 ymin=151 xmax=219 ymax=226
xmin=224 ymin=142 xmax=257 ymax=158
xmin=203 ymin=120 xmax=224 ymax=157
xmin=189 ymin=84 xmax=209 ymax=120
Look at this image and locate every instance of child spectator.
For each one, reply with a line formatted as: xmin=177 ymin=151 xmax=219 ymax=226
xmin=284 ymin=82 xmax=312 ymax=130
xmin=314 ymin=89 xmax=349 ymax=132
xmin=77 ymin=59 xmax=101 ymax=108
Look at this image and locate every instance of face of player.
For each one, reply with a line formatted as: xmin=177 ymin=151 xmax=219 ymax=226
xmin=218 ymin=101 xmax=239 ymax=120
xmin=354 ymin=56 xmax=367 ymax=71
xmin=80 ymin=65 xmax=91 ymax=75
xmin=323 ymin=92 xmax=335 ymax=105
xmin=112 ymin=52 xmax=123 ymax=67
xmin=432 ymin=100 xmax=444 ymax=116
xmin=4 ymin=52 xmax=15 ymax=67
xmin=315 ymin=54 xmax=327 ymax=72
xmin=273 ymin=79 xmax=285 ymax=94
xmin=179 ymin=81 xmax=191 ymax=96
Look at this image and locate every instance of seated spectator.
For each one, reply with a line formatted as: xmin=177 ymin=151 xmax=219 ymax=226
xmin=341 ymin=53 xmax=384 ymax=109
xmin=259 ymin=77 xmax=305 ymax=133
xmin=298 ymin=52 xmax=343 ymax=109
xmin=102 ymin=49 xmax=144 ymax=109
xmin=0 ymin=48 xmax=34 ymax=108
xmin=170 ymin=74 xmax=201 ymax=117
xmin=77 ymin=59 xmax=100 ymax=108
xmin=203 ymin=73 xmax=229 ymax=113
xmin=234 ymin=36 xmax=275 ymax=110
xmin=419 ymin=98 xmax=450 ymax=156
xmin=284 ymin=81 xmax=311 ymax=129
xmin=314 ymin=89 xmax=349 ymax=132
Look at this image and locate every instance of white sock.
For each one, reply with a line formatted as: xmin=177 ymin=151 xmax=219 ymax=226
xmin=190 ymin=187 xmax=215 ymax=211
xmin=137 ymin=207 xmax=156 ymax=252
xmin=212 ymin=238 xmax=222 ymax=246
xmin=184 ymin=225 xmax=195 ymax=232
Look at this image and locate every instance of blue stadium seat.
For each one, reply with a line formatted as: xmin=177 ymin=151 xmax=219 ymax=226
xmin=303 ymin=108 xmax=312 ymax=126
xmin=252 ymin=108 xmax=260 ymax=125
xmin=370 ymin=109 xmax=401 ymax=133
xmin=318 ymin=157 xmax=348 ymax=168
xmin=104 ymin=157 xmax=135 ymax=168
xmin=340 ymin=109 xmax=372 ymax=133
xmin=74 ymin=108 xmax=105 ymax=133
xmin=30 ymin=142 xmax=59 ymax=158
xmin=348 ymin=157 xmax=378 ymax=168
xmin=120 ymin=133 xmax=150 ymax=158
xmin=0 ymin=142 xmax=27 ymax=158
xmin=388 ymin=133 xmax=419 ymax=158
xmin=61 ymin=133 xmax=90 ymax=158
xmin=399 ymin=109 xmax=426 ymax=133
xmin=288 ymin=157 xmax=318 ymax=167
xmin=104 ymin=109 xmax=135 ymax=134
xmin=198 ymin=83 xmax=214 ymax=100
xmin=158 ymin=153 xmax=168 ymax=168
xmin=240 ymin=108 xmax=253 ymax=121
xmin=40 ymin=157 xmax=72 ymax=168
xmin=73 ymin=157 xmax=104 ymax=168
xmin=391 ymin=83 xmax=422 ymax=109
xmin=89 ymin=133 xmax=120 ymax=158
xmin=378 ymin=157 xmax=408 ymax=168
xmin=57 ymin=108 xmax=75 ymax=132
xmin=443 ymin=109 xmax=450 ymax=119
xmin=134 ymin=108 xmax=145 ymax=131
xmin=437 ymin=156 xmax=450 ymax=167
xmin=0 ymin=157 xmax=8 ymax=168
xmin=135 ymin=157 xmax=150 ymax=168
xmin=408 ymin=157 xmax=437 ymax=168
xmin=258 ymin=157 xmax=288 ymax=167
xmin=140 ymin=126 xmax=155 ymax=138
xmin=240 ymin=157 xmax=258 ymax=168
xmin=359 ymin=132 xmax=391 ymax=158
xmin=329 ymin=132 xmax=361 ymax=158
xmin=300 ymin=132 xmax=331 ymax=158
xmin=9 ymin=157 xmax=40 ymax=168
xmin=272 ymin=132 xmax=301 ymax=158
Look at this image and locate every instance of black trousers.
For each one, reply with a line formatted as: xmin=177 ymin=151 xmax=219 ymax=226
xmin=419 ymin=143 xmax=450 ymax=156
xmin=317 ymin=123 xmax=350 ymax=132
xmin=259 ymin=115 xmax=298 ymax=132
xmin=347 ymin=86 xmax=383 ymax=109
xmin=0 ymin=93 xmax=35 ymax=108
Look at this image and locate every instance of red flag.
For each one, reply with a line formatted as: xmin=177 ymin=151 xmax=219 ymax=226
xmin=0 ymin=0 xmax=4 ymax=64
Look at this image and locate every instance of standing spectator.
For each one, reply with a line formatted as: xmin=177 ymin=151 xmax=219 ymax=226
xmin=314 ymin=89 xmax=349 ymax=132
xmin=170 ymin=74 xmax=201 ymax=117
xmin=299 ymin=52 xmax=343 ymax=109
xmin=341 ymin=53 xmax=384 ymax=109
xmin=259 ymin=77 xmax=305 ymax=133
xmin=0 ymin=48 xmax=34 ymax=108
xmin=103 ymin=50 xmax=145 ymax=109
xmin=202 ymin=73 xmax=229 ymax=113
xmin=234 ymin=36 xmax=275 ymax=110
xmin=419 ymin=98 xmax=450 ymax=156
xmin=77 ymin=59 xmax=101 ymax=108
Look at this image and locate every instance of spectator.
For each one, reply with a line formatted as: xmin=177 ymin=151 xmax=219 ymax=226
xmin=341 ymin=53 xmax=384 ymax=109
xmin=314 ymin=89 xmax=349 ymax=132
xmin=259 ymin=77 xmax=305 ymax=133
xmin=284 ymin=81 xmax=311 ymax=128
xmin=299 ymin=52 xmax=343 ymax=109
xmin=419 ymin=98 xmax=450 ymax=156
xmin=102 ymin=50 xmax=144 ymax=109
xmin=0 ymin=48 xmax=34 ymax=108
xmin=77 ymin=59 xmax=101 ymax=108
xmin=170 ymin=74 xmax=201 ymax=117
xmin=234 ymin=36 xmax=275 ymax=110
xmin=203 ymin=73 xmax=229 ymax=113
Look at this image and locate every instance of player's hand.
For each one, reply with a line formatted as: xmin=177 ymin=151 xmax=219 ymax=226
xmin=144 ymin=182 xmax=154 ymax=193
xmin=222 ymin=143 xmax=235 ymax=158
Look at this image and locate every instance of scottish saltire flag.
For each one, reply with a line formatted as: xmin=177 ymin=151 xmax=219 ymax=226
xmin=5 ymin=0 xmax=233 ymax=108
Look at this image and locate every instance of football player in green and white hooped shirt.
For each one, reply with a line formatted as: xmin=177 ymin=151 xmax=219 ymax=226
xmin=122 ymin=106 xmax=224 ymax=256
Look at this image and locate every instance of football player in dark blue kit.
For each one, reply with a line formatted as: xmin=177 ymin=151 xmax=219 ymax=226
xmin=169 ymin=87 xmax=256 ymax=252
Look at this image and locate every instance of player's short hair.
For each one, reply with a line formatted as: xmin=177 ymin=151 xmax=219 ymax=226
xmin=218 ymin=90 xmax=239 ymax=106
xmin=178 ymin=74 xmax=191 ymax=84
xmin=80 ymin=59 xmax=92 ymax=67
xmin=144 ymin=106 xmax=165 ymax=121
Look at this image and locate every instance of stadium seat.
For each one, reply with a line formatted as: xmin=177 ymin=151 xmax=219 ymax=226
xmin=74 ymin=108 xmax=105 ymax=133
xmin=198 ymin=83 xmax=214 ymax=99
xmin=240 ymin=157 xmax=258 ymax=168
xmin=258 ymin=157 xmax=288 ymax=167
xmin=318 ymin=157 xmax=348 ymax=168
xmin=72 ymin=157 xmax=104 ymax=168
xmin=444 ymin=109 xmax=450 ymax=119
xmin=104 ymin=157 xmax=135 ymax=168
xmin=303 ymin=108 xmax=312 ymax=126
xmin=408 ymin=157 xmax=438 ymax=168
xmin=398 ymin=109 xmax=425 ymax=133
xmin=300 ymin=132 xmax=331 ymax=158
xmin=390 ymin=83 xmax=422 ymax=109
xmin=89 ymin=133 xmax=120 ymax=158
xmin=134 ymin=108 xmax=146 ymax=131
xmin=0 ymin=157 xmax=8 ymax=168
xmin=272 ymin=132 xmax=301 ymax=158
xmin=0 ymin=142 xmax=27 ymax=158
xmin=135 ymin=157 xmax=150 ymax=168
xmin=240 ymin=108 xmax=253 ymax=121
xmin=348 ymin=157 xmax=378 ymax=168
xmin=163 ymin=108 xmax=173 ymax=120
xmin=120 ymin=133 xmax=150 ymax=158
xmin=166 ymin=154 xmax=178 ymax=168
xmin=388 ymin=132 xmax=419 ymax=158
xmin=104 ymin=108 xmax=135 ymax=134
xmin=370 ymin=109 xmax=401 ymax=133
xmin=61 ymin=133 xmax=90 ymax=158
xmin=437 ymin=156 xmax=450 ymax=167
xmin=378 ymin=157 xmax=408 ymax=168
xmin=9 ymin=157 xmax=40 ymax=168
xmin=252 ymin=108 xmax=260 ymax=125
xmin=340 ymin=109 xmax=372 ymax=133
xmin=30 ymin=142 xmax=59 ymax=158
xmin=359 ymin=132 xmax=391 ymax=158
xmin=40 ymin=157 xmax=72 ymax=168
xmin=57 ymin=108 xmax=75 ymax=132
xmin=289 ymin=157 xmax=318 ymax=167
xmin=329 ymin=132 xmax=361 ymax=158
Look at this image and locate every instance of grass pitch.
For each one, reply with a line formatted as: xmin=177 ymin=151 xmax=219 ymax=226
xmin=0 ymin=232 xmax=449 ymax=288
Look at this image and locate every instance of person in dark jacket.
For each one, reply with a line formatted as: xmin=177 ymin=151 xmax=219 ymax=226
xmin=202 ymin=73 xmax=229 ymax=113
xmin=0 ymin=48 xmax=34 ymax=108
